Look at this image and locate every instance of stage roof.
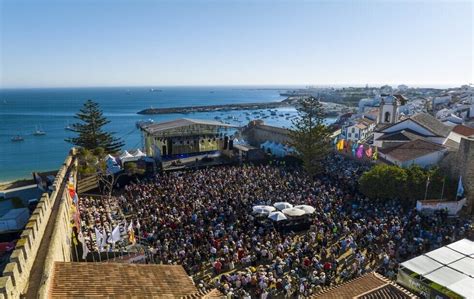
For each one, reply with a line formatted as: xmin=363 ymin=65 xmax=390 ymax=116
xmin=140 ymin=118 xmax=237 ymax=136
xmin=399 ymin=238 xmax=474 ymax=298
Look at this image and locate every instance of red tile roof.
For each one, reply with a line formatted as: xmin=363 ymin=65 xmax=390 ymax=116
xmin=49 ymin=262 xmax=202 ymax=298
xmin=452 ymin=125 xmax=474 ymax=137
xmin=312 ymin=272 xmax=416 ymax=299
xmin=378 ymin=139 xmax=446 ymax=162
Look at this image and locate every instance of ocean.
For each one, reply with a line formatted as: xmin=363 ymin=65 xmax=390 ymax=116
xmin=0 ymin=87 xmax=336 ymax=181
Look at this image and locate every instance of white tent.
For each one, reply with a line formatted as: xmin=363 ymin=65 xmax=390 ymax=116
xmin=268 ymin=211 xmax=288 ymax=222
xmin=282 ymin=207 xmax=305 ymax=217
xmin=273 ymin=202 xmax=293 ymax=211
xmin=252 ymin=205 xmax=276 ymax=215
xmin=133 ymin=149 xmax=146 ymax=158
xmin=119 ymin=151 xmax=135 ymax=163
xmin=294 ymin=205 xmax=316 ymax=215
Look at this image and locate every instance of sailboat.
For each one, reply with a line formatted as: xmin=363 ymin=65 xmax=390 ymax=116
xmin=11 ymin=135 xmax=24 ymax=142
xmin=33 ymin=125 xmax=46 ymax=136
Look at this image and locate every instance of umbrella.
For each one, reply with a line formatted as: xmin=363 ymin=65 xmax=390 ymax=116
xmin=252 ymin=205 xmax=276 ymax=215
xmin=268 ymin=211 xmax=288 ymax=222
xmin=273 ymin=202 xmax=293 ymax=211
xmin=282 ymin=207 xmax=305 ymax=217
xmin=294 ymin=205 xmax=316 ymax=215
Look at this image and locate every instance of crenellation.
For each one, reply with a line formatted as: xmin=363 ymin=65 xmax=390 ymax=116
xmin=2 ymin=264 xmax=19 ymax=288
xmin=0 ymin=276 xmax=14 ymax=299
xmin=0 ymin=149 xmax=77 ymax=298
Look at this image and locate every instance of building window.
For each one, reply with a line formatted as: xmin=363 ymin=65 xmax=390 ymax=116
xmin=355 ymin=133 xmax=359 ymax=138
xmin=348 ymin=133 xmax=352 ymax=137
xmin=384 ymin=111 xmax=391 ymax=122
xmin=351 ymin=128 xmax=355 ymax=133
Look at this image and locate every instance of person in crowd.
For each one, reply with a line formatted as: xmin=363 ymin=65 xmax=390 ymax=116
xmin=77 ymin=154 xmax=471 ymax=298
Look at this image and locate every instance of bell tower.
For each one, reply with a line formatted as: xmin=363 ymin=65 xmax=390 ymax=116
xmin=378 ymin=95 xmax=400 ymax=124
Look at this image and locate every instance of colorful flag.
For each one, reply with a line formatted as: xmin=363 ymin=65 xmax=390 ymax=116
xmin=94 ymin=227 xmax=105 ymax=252
xmin=128 ymin=221 xmax=136 ymax=245
xmin=337 ymin=139 xmax=344 ymax=151
xmin=457 ymin=176 xmax=464 ymax=198
xmin=356 ymin=145 xmax=364 ymax=159
xmin=77 ymin=232 xmax=89 ymax=259
xmin=109 ymin=225 xmax=121 ymax=244
xmin=365 ymin=146 xmax=373 ymax=158
xmin=351 ymin=142 xmax=358 ymax=156
xmin=373 ymin=147 xmax=378 ymax=160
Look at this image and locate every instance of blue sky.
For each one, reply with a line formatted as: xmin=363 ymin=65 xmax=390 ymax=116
xmin=0 ymin=0 xmax=472 ymax=88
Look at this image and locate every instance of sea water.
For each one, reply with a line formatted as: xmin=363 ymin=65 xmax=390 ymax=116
xmin=0 ymin=86 xmax=336 ymax=181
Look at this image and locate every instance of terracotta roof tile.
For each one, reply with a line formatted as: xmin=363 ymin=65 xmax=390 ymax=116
xmin=312 ymin=273 xmax=388 ymax=299
xmin=452 ymin=125 xmax=474 ymax=137
xmin=311 ymin=273 xmax=417 ymax=299
xmin=49 ymin=262 xmax=199 ymax=298
xmin=378 ymin=139 xmax=446 ymax=162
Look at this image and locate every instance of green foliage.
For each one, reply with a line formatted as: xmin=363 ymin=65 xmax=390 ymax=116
xmin=290 ymin=97 xmax=331 ymax=176
xmin=66 ymin=99 xmax=124 ymax=153
xmin=359 ymin=164 xmax=456 ymax=202
xmin=77 ymin=146 xmax=106 ymax=177
xmin=359 ymin=164 xmax=407 ymax=200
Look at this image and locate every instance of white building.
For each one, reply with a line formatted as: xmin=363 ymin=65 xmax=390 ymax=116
xmin=377 ymin=95 xmax=407 ymax=125
xmin=443 ymin=124 xmax=474 ymax=149
xmin=374 ymin=113 xmax=452 ymax=148
xmin=341 ymin=118 xmax=376 ymax=142
xmin=378 ymin=139 xmax=447 ymax=168
xmin=432 ymin=94 xmax=451 ymax=108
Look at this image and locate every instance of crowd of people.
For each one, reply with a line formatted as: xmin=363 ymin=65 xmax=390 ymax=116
xmin=77 ymin=154 xmax=472 ymax=298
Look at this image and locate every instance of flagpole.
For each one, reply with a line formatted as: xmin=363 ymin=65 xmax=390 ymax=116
xmin=424 ymin=176 xmax=430 ymax=201
xmin=440 ymin=177 xmax=446 ymax=201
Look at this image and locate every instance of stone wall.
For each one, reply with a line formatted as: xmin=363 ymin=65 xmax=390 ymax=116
xmin=456 ymin=138 xmax=474 ymax=214
xmin=243 ymin=120 xmax=292 ymax=147
xmin=0 ymin=149 xmax=77 ymax=299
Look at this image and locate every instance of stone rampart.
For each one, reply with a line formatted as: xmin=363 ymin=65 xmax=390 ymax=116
xmin=0 ymin=149 xmax=77 ymax=298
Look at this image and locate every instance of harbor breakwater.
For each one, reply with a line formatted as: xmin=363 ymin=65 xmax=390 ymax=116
xmin=137 ymin=98 xmax=347 ymax=116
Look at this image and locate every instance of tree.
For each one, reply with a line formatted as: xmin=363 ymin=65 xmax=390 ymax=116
xmin=359 ymin=164 xmax=457 ymax=202
xmin=66 ymin=100 xmax=123 ymax=152
xmin=290 ymin=97 xmax=331 ymax=176
xmin=359 ymin=164 xmax=407 ymax=201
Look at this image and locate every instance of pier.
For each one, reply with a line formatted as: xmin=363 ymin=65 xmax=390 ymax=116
xmin=137 ymin=98 xmax=348 ymax=116
xmin=137 ymin=100 xmax=292 ymax=115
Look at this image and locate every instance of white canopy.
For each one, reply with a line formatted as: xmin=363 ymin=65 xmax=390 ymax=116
xmin=252 ymin=205 xmax=276 ymax=215
xmin=425 ymin=246 xmax=465 ymax=265
xmin=273 ymin=202 xmax=293 ymax=211
xmin=294 ymin=205 xmax=316 ymax=215
xmin=400 ymin=255 xmax=443 ymax=275
xmin=447 ymin=239 xmax=474 ymax=255
xmin=282 ymin=207 xmax=305 ymax=217
xmin=424 ymin=266 xmax=467 ymax=288
xmin=120 ymin=150 xmax=133 ymax=159
xmin=268 ymin=211 xmax=288 ymax=222
xmin=133 ymin=149 xmax=146 ymax=157
xmin=120 ymin=150 xmax=139 ymax=163
xmin=447 ymin=277 xmax=474 ymax=298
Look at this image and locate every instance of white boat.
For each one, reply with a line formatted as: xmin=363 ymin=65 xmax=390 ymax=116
xmin=11 ymin=135 xmax=24 ymax=142
xmin=33 ymin=125 xmax=46 ymax=136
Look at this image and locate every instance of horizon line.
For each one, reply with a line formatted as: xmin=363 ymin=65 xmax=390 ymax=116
xmin=1 ymin=82 xmax=471 ymax=90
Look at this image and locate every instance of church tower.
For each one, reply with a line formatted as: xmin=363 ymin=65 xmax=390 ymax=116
xmin=378 ymin=95 xmax=400 ymax=124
